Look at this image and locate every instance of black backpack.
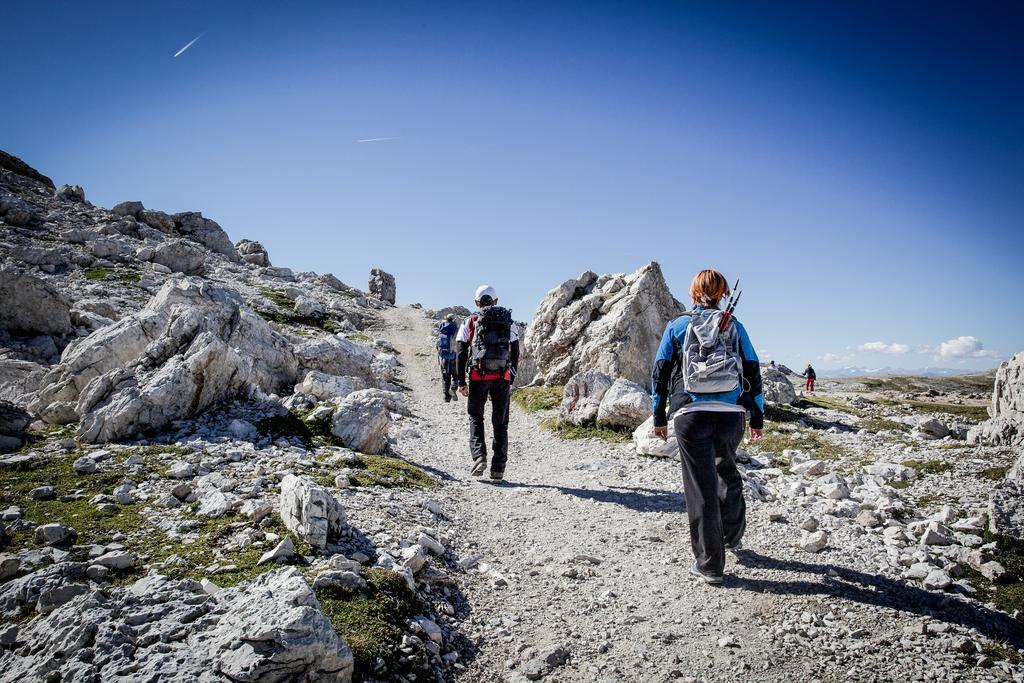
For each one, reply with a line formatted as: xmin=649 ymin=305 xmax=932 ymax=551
xmin=470 ymin=307 xmax=513 ymax=373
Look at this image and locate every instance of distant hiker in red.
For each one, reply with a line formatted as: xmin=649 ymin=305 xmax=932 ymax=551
xmin=804 ymin=364 xmax=817 ymax=392
xmin=456 ymin=285 xmax=520 ymax=482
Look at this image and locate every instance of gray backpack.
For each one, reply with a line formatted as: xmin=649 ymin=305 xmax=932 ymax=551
xmin=681 ymin=310 xmax=743 ymax=394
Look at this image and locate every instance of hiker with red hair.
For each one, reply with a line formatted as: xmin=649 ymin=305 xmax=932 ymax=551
xmin=650 ymin=269 xmax=764 ymax=585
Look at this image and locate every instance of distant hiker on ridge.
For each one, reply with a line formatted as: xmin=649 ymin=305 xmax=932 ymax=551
xmin=804 ymin=363 xmax=817 ymax=393
xmin=456 ymin=285 xmax=519 ymax=482
xmin=650 ymin=269 xmax=765 ymax=585
xmin=436 ymin=314 xmax=459 ymax=403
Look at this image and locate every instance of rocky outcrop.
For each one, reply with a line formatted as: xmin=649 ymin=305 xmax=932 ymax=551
xmin=236 ymin=239 xmax=271 ymax=266
xmin=368 ymin=268 xmax=396 ymax=305
xmin=54 ymin=184 xmax=85 ymax=203
xmin=763 ymin=365 xmax=798 ymax=405
xmin=969 ymin=352 xmax=1023 ymax=447
xmin=30 ymin=278 xmax=298 ymax=442
xmin=152 ymin=238 xmax=206 ymax=275
xmin=0 ymin=568 xmax=354 ymax=683
xmin=526 ymin=262 xmax=684 ymax=386
xmin=331 ymin=390 xmax=391 ymax=454
xmin=172 ymin=211 xmax=241 ymax=262
xmin=294 ymin=335 xmax=377 ymax=384
xmin=0 ymin=150 xmax=54 ymax=188
xmin=279 ymin=475 xmax=348 ymax=550
xmin=0 ymin=401 xmax=31 ymax=450
xmin=0 ymin=271 xmax=73 ymax=336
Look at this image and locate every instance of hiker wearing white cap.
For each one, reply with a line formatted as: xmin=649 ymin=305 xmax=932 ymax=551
xmin=455 ymin=285 xmax=520 ymax=481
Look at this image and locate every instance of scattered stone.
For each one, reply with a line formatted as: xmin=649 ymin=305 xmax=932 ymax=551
xmin=257 ymin=537 xmax=295 ymax=566
xmin=800 ymin=530 xmax=829 ymax=553
xmin=279 ymin=475 xmax=347 ymax=550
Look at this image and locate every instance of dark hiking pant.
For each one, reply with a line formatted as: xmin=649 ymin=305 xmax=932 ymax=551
xmin=440 ymin=358 xmax=457 ymax=398
xmin=674 ymin=410 xmax=746 ymax=576
xmin=467 ymin=378 xmax=510 ymax=474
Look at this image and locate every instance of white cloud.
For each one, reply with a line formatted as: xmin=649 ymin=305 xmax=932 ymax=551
xmin=936 ymin=335 xmax=999 ymax=360
xmin=818 ymin=352 xmax=852 ymax=364
xmin=858 ymin=341 xmax=910 ymax=355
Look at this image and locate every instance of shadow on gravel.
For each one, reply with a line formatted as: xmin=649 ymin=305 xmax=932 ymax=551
xmin=505 ymin=482 xmax=685 ymax=513
xmin=734 ymin=550 xmax=1024 ymax=647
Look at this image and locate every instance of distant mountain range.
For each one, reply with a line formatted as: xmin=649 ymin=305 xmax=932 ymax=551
xmin=819 ymin=366 xmax=981 ymax=378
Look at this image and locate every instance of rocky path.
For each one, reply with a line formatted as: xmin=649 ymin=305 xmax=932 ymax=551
xmin=378 ymin=305 xmax=1023 ymax=682
xmin=376 ymin=307 xmax=792 ymax=681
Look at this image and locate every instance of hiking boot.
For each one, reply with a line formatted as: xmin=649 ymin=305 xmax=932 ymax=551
xmin=444 ymin=394 xmax=451 ymax=403
xmin=489 ymin=471 xmax=504 ymax=483
xmin=470 ymin=461 xmax=486 ymax=477
xmin=689 ymin=563 xmax=723 ymax=585
xmin=725 ymin=540 xmax=743 ymax=555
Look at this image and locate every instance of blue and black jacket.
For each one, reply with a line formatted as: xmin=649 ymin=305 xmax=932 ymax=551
xmin=650 ymin=307 xmax=765 ymax=429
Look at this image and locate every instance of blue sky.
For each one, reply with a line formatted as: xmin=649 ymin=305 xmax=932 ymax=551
xmin=4 ymin=1 xmax=1021 ymax=372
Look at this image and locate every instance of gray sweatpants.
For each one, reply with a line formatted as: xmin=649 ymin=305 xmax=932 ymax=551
xmin=674 ymin=410 xmax=746 ymax=576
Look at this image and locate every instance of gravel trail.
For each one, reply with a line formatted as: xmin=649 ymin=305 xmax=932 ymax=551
xmin=378 ymin=305 xmax=1020 ymax=683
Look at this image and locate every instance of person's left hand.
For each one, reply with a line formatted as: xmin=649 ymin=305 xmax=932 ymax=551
xmin=749 ymin=428 xmax=763 ymax=443
xmin=653 ymin=426 xmax=668 ymax=441
xmin=459 ymin=385 xmax=469 ymax=397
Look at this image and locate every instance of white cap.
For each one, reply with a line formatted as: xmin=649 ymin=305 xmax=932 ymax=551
xmin=475 ymin=284 xmax=497 ymax=302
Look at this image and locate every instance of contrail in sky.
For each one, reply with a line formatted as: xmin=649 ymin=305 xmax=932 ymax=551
xmin=357 ymin=137 xmax=399 ymax=143
xmin=174 ymin=34 xmax=204 ymax=58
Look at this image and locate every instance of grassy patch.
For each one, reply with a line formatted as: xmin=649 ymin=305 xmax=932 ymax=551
xmin=316 ymin=568 xmax=424 ymax=679
xmin=84 ymin=267 xmax=113 ymax=280
xmin=0 ymin=452 xmax=152 ymax=555
xmin=348 ymin=455 xmax=439 ymax=489
xmin=797 ymin=396 xmax=863 ymax=415
xmin=888 ymin=479 xmax=911 ymax=490
xmin=346 ymin=333 xmax=373 ymax=343
xmin=859 ymin=417 xmax=910 ymax=433
xmin=540 ymin=417 xmax=631 ymax=443
xmin=906 ymin=400 xmax=989 ymax=422
xmin=258 ymin=285 xmax=294 ymax=308
xmin=746 ymin=427 xmax=849 ymax=460
xmin=512 ymin=385 xmax=564 ymax=413
xmin=979 ymin=466 xmax=1010 ymax=481
xmin=902 ymin=459 xmax=954 ymax=475
xmin=255 ymin=410 xmax=341 ymax=450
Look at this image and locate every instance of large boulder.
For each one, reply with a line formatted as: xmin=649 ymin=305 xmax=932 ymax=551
xmin=279 ymin=475 xmax=348 ymax=550
xmin=331 ymin=390 xmax=391 ymax=454
xmin=0 ymin=568 xmax=354 ymax=682
xmin=368 ymin=268 xmax=396 ymax=305
xmin=54 ymin=184 xmax=85 ymax=203
xmin=558 ymin=370 xmax=614 ymax=425
xmin=0 ymin=271 xmax=73 ymax=336
xmin=0 ymin=194 xmax=38 ymax=227
xmin=762 ymin=365 xmax=798 ymax=405
xmin=236 ymin=239 xmax=270 ymax=267
xmin=969 ymin=352 xmax=1023 ymax=447
xmin=632 ymin=414 xmax=680 ymax=460
xmin=152 ymin=238 xmax=206 ymax=275
xmin=30 ymin=277 xmax=298 ymax=442
xmin=989 ymin=480 xmax=1024 ymax=540
xmin=294 ymin=336 xmax=377 ymax=384
xmin=110 ymin=200 xmax=145 ymax=219
xmin=526 ymin=262 xmax=684 ymax=386
xmin=597 ymin=378 xmax=653 ymax=429
xmin=297 ymin=372 xmax=366 ymax=402
xmin=0 ymin=360 xmax=45 ymax=405
xmin=172 ymin=211 xmax=241 ymax=262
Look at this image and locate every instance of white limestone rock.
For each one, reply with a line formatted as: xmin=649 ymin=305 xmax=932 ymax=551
xmin=279 ymin=475 xmax=347 ymax=551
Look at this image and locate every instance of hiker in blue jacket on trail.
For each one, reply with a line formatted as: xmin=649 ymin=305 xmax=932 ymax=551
xmin=650 ymin=269 xmax=765 ymax=585
xmin=436 ymin=314 xmax=460 ymax=403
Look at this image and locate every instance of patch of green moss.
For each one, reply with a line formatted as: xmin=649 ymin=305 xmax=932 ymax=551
xmin=512 ymin=385 xmax=564 ymax=413
xmin=117 ymin=269 xmax=141 ymax=283
xmin=747 ymin=427 xmax=849 ymax=461
xmin=859 ymin=417 xmax=910 ymax=433
xmin=258 ymin=285 xmax=295 ymax=309
xmin=348 ymin=455 xmax=439 ymax=489
xmin=902 ymin=459 xmax=954 ymax=475
xmin=888 ymin=479 xmax=911 ymax=490
xmin=135 ymin=444 xmax=192 ymax=457
xmin=540 ymin=417 xmax=632 ymax=443
xmin=979 ymin=466 xmax=1010 ymax=481
xmin=84 ymin=267 xmax=113 ymax=280
xmin=346 ymin=333 xmax=373 ymax=343
xmin=797 ymin=396 xmax=864 ymax=416
xmin=315 ymin=568 xmax=424 ymax=679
